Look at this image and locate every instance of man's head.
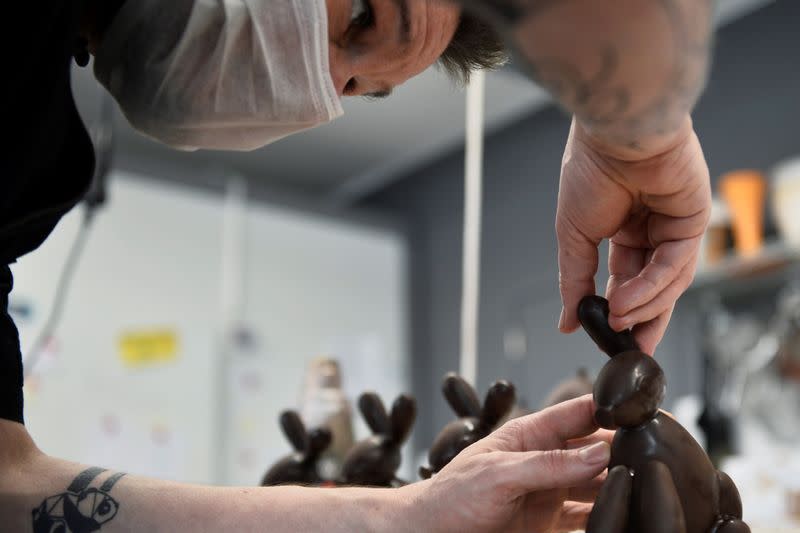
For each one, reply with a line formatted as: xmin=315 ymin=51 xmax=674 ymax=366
xmin=326 ymin=0 xmax=507 ymax=98
xmin=85 ymin=0 xmax=507 ymax=151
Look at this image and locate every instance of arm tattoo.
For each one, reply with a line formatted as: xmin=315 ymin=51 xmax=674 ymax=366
xmin=527 ymin=46 xmax=630 ymax=128
xmin=467 ymin=0 xmax=713 ymax=148
xmin=32 ymin=467 xmax=127 ymax=533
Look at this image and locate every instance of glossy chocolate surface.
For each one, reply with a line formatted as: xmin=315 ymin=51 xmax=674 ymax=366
xmin=578 ymin=295 xmax=749 ymax=533
xmin=716 ymin=471 xmax=744 ymax=519
xmin=420 ymin=374 xmax=516 ymax=478
xmin=612 ymin=413 xmax=719 ymax=532
xmin=339 ymin=437 xmax=402 ymax=487
xmin=425 ymin=419 xmax=485 ymax=474
xmin=593 ymin=350 xmax=666 ymax=429
xmin=261 ymin=411 xmax=332 ymax=486
xmin=586 ymin=465 xmax=632 ymax=533
xmin=713 ymin=520 xmax=752 ymax=533
xmin=633 ymin=460 xmax=687 ymax=533
xmin=443 ymin=374 xmax=482 ymax=417
xmin=481 ymin=380 xmax=516 ymax=426
xmin=578 ymin=295 xmax=640 ymax=358
xmin=339 ymin=393 xmax=416 ymax=487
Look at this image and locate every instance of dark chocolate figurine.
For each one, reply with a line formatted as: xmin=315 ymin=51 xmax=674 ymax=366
xmin=419 ymin=373 xmax=516 ymax=479
xmin=261 ymin=410 xmax=332 ymax=486
xmin=339 ymin=392 xmax=416 ymax=487
xmin=578 ymin=295 xmax=750 ymax=533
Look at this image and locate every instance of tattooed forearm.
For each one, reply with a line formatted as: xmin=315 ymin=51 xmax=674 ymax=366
xmin=466 ymin=0 xmax=714 ymax=150
xmin=32 ymin=467 xmax=126 ymax=532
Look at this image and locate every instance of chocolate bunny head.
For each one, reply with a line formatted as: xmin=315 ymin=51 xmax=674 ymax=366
xmin=419 ymin=373 xmax=516 ymax=479
xmin=577 ymin=295 xmax=666 ymax=430
xmin=261 ymin=410 xmax=332 ymax=486
xmin=339 ymin=392 xmax=416 ymax=487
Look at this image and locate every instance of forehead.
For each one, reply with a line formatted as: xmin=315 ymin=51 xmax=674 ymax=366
xmin=382 ymin=0 xmax=463 ymax=86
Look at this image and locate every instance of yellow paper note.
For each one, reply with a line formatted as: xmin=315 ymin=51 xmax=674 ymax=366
xmin=119 ymin=329 xmax=179 ymax=368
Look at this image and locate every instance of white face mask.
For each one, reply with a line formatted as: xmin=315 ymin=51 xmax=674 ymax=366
xmin=94 ymin=0 xmax=344 ymax=151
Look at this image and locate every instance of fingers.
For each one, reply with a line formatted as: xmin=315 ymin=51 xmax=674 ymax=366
xmin=555 ymin=502 xmax=593 ymax=533
xmin=608 ymin=257 xmax=695 ymax=332
xmin=605 ymin=235 xmax=698 ymax=355
xmin=567 ymin=473 xmax=606 ymax=502
xmin=631 ymin=305 xmax=674 ymax=356
xmin=556 ymin=217 xmax=599 ymax=334
xmin=495 ymin=442 xmax=610 ymax=498
xmin=496 ymin=395 xmax=598 ymax=451
xmin=565 ymin=429 xmax=616 ymax=450
xmin=646 ymin=209 xmax=709 ymax=244
xmin=607 ymin=237 xmax=699 ymax=318
xmin=607 ymin=242 xmax=646 ymax=291
xmin=606 ymin=239 xmax=645 ymax=297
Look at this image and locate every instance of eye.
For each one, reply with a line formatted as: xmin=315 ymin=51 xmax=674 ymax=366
xmin=350 ymin=0 xmax=375 ymax=30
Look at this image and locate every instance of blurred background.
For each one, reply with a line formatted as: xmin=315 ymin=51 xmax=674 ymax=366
xmin=14 ymin=0 xmax=800 ymax=529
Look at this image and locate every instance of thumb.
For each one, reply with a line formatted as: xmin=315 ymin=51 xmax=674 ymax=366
xmin=495 ymin=442 xmax=610 ymax=497
xmin=556 ymin=215 xmax=599 ymax=333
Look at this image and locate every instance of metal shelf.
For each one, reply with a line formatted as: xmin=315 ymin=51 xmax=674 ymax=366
xmin=689 ymin=241 xmax=800 ymax=295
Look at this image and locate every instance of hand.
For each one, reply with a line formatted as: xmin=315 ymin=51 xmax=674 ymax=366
xmin=408 ymin=395 xmax=613 ymax=533
xmin=555 ymin=116 xmax=711 ymax=354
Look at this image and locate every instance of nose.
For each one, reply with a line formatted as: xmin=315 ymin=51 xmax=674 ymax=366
xmin=328 ymin=42 xmax=398 ymax=97
xmin=328 ymin=45 xmax=352 ymax=97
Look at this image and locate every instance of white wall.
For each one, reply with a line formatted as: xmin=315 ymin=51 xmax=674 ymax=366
xmin=222 ymin=186 xmax=410 ymax=485
xmin=13 ymin=171 xmax=408 ymax=486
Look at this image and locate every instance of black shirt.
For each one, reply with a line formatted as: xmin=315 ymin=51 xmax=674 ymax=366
xmin=1 ymin=1 xmax=95 ymax=423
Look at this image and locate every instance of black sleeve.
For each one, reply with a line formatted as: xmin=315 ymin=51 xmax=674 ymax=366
xmin=0 ymin=0 xmax=95 ymax=424
xmin=0 ymin=266 xmax=24 ymax=424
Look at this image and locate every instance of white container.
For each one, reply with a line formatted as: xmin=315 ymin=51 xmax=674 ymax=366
xmin=772 ymin=157 xmax=800 ymax=250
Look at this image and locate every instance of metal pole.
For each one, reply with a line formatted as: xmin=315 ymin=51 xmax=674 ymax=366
xmin=460 ymin=70 xmax=486 ymax=386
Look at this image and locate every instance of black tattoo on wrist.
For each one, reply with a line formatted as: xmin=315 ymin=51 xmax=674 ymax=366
xmin=32 ymin=467 xmax=127 ymax=533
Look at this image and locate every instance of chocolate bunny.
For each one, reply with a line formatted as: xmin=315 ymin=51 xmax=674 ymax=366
xmin=579 ymin=295 xmax=749 ymax=533
xmin=339 ymin=392 xmax=416 ymax=487
xmin=261 ymin=410 xmax=332 ymax=486
xmin=419 ymin=373 xmax=516 ymax=479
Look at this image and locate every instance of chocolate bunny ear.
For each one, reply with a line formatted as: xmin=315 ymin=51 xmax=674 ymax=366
xmin=481 ymin=380 xmax=516 ymax=428
xmin=306 ymin=427 xmax=332 ymax=460
xmin=577 ymin=295 xmax=640 ymax=357
xmin=442 ymin=373 xmax=482 ymax=418
xmin=389 ymin=395 xmax=416 ymax=445
xmin=358 ymin=392 xmax=391 ymax=435
xmin=280 ymin=410 xmax=309 ymax=452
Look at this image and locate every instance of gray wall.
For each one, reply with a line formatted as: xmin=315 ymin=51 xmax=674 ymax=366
xmin=363 ymin=0 xmax=800 ymax=454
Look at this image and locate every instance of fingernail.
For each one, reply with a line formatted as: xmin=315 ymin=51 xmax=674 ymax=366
xmin=578 ymin=442 xmax=610 ymax=465
xmin=558 ymin=308 xmax=565 ymax=330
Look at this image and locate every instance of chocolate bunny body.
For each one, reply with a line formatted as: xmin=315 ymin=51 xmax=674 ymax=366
xmin=261 ymin=410 xmax=332 ymax=486
xmin=339 ymin=392 xmax=416 ymax=487
xmin=419 ymin=373 xmax=516 ymax=479
xmin=579 ymin=296 xmax=749 ymax=533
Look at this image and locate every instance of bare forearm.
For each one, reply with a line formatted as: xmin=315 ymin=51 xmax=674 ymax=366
xmin=0 ymin=423 xmax=413 ymax=532
xmin=513 ymin=0 xmax=713 ymax=157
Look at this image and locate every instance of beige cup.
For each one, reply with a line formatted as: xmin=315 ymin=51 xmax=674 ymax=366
xmin=719 ymin=170 xmax=767 ymax=257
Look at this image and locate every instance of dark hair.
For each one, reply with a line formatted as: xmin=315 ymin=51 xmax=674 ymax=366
xmin=439 ymin=12 xmax=509 ymax=84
